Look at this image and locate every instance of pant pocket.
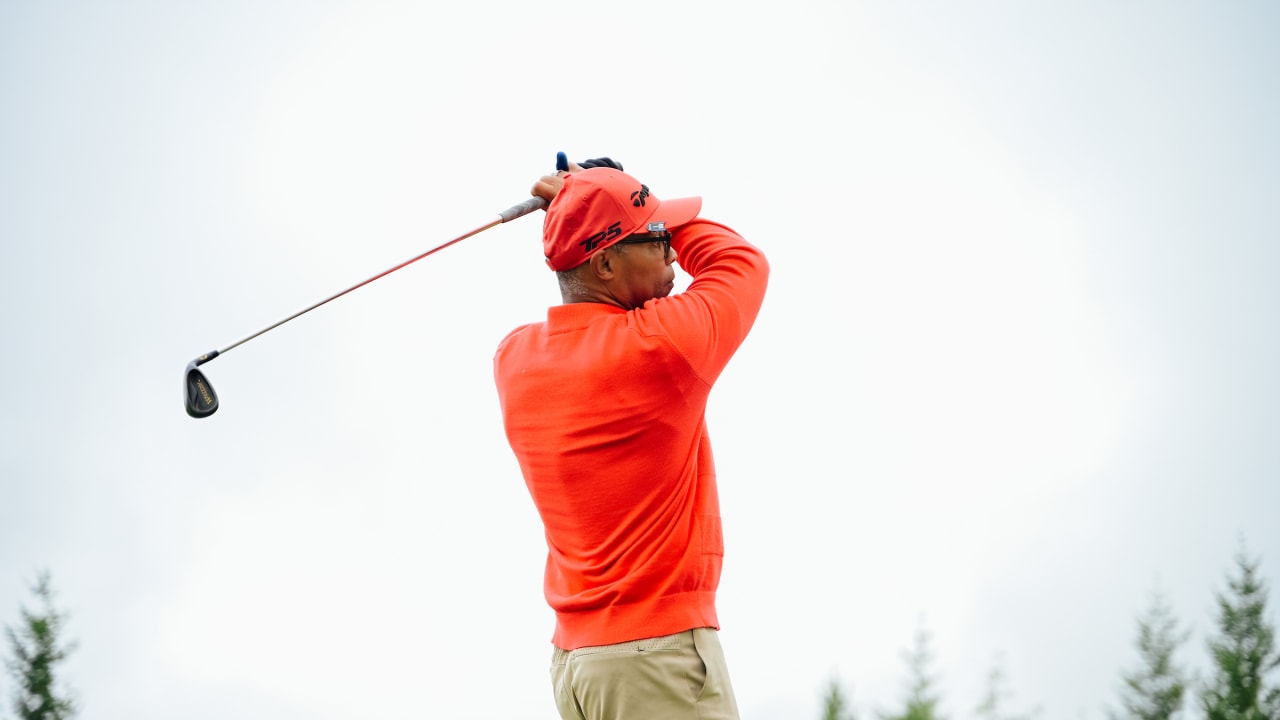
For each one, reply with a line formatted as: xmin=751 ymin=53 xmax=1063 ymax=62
xmin=691 ymin=629 xmax=740 ymax=718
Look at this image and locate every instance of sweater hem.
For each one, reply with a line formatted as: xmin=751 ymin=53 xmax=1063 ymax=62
xmin=551 ymin=590 xmax=719 ymax=651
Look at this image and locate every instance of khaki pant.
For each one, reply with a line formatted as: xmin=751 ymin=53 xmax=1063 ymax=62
xmin=550 ymin=628 xmax=739 ymax=720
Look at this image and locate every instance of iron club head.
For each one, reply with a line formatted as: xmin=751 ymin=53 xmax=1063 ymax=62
xmin=185 ymin=355 xmax=219 ymax=418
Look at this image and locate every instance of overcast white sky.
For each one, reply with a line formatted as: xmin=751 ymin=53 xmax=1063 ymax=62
xmin=2 ymin=2 xmax=1278 ymax=719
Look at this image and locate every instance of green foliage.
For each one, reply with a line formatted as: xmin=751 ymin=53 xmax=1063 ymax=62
xmin=4 ymin=572 xmax=77 ymax=720
xmin=1111 ymin=591 xmax=1189 ymax=720
xmin=821 ymin=674 xmax=857 ymax=720
xmin=977 ymin=661 xmax=1037 ymax=720
xmin=814 ymin=542 xmax=1280 ymax=720
xmin=880 ymin=624 xmax=944 ymax=720
xmin=1202 ymin=545 xmax=1280 ymax=720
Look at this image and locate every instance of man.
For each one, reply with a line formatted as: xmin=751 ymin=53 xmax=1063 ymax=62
xmin=493 ymin=157 xmax=769 ymax=720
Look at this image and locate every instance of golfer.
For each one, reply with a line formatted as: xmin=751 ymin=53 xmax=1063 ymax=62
xmin=493 ymin=158 xmax=769 ymax=720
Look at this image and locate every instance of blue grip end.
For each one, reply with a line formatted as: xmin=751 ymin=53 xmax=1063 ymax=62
xmin=556 ymin=152 xmax=569 ymax=172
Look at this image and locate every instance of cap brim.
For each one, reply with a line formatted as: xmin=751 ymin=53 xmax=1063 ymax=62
xmin=647 ymin=195 xmax=702 ymax=231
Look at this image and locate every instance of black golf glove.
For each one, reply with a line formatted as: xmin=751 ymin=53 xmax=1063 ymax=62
xmin=578 ymin=157 xmax=624 ymax=171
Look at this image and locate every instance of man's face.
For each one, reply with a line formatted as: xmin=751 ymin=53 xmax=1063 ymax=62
xmin=607 ymin=233 xmax=677 ymax=309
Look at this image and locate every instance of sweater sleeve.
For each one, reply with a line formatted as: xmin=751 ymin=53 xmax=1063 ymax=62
xmin=642 ymin=218 xmax=770 ymax=386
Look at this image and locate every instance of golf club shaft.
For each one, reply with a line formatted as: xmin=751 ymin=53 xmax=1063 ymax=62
xmin=201 ymin=196 xmax=547 ymax=363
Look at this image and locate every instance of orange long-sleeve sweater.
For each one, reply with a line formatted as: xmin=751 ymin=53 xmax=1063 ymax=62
xmin=493 ymin=218 xmax=769 ymax=650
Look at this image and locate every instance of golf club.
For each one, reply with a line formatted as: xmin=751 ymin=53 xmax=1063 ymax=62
xmin=184 ymin=188 xmax=558 ymax=419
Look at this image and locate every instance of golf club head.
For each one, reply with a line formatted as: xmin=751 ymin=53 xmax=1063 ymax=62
xmin=185 ymin=358 xmax=219 ymax=418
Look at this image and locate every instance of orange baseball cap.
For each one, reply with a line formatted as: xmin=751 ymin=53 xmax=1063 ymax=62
xmin=542 ymin=168 xmax=701 ymax=271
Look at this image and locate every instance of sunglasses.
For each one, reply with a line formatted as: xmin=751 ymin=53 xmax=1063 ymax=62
xmin=614 ymin=231 xmax=673 ymax=259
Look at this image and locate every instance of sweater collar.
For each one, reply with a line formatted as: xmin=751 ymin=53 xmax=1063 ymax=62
xmin=546 ymin=302 xmax=627 ymax=332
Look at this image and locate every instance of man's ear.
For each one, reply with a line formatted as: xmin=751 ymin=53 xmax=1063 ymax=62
xmin=589 ymin=249 xmax=615 ymax=281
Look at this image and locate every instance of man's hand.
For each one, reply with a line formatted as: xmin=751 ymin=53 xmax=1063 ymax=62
xmin=531 ymin=163 xmax=581 ymax=203
xmin=531 ymin=155 xmax=624 ymax=204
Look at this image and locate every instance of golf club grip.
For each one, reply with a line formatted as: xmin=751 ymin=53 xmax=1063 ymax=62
xmin=499 ymin=196 xmax=548 ymax=223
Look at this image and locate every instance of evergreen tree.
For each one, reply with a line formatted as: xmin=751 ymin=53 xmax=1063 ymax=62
xmin=881 ymin=624 xmax=944 ymax=720
xmin=1111 ymin=591 xmax=1189 ymax=720
xmin=977 ymin=659 xmax=1037 ymax=720
xmin=1202 ymin=545 xmax=1280 ymax=720
xmin=821 ymin=674 xmax=857 ymax=720
xmin=4 ymin=572 xmax=76 ymax=720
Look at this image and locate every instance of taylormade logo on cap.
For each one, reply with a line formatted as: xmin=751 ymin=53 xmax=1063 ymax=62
xmin=631 ymin=185 xmax=650 ymax=207
xmin=542 ymin=168 xmax=702 ymax=272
